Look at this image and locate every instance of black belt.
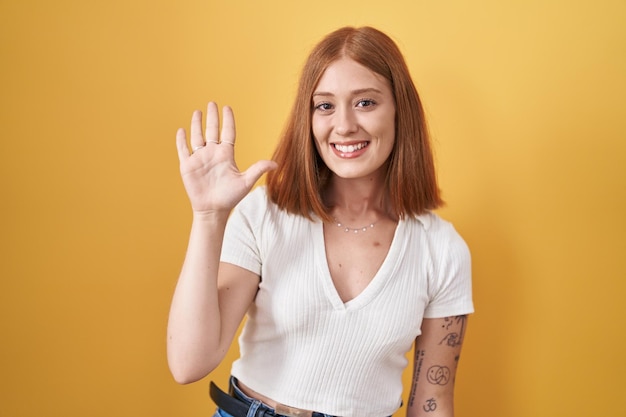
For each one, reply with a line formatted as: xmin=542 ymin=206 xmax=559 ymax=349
xmin=209 ymin=381 xmax=320 ymax=417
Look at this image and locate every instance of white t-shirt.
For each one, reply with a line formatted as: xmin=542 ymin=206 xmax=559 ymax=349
xmin=221 ymin=186 xmax=473 ymax=417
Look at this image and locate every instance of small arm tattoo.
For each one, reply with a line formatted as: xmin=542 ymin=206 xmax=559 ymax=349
xmin=439 ymin=315 xmax=467 ymax=347
xmin=423 ymin=398 xmax=437 ymax=412
xmin=426 ymin=365 xmax=451 ymax=385
xmin=409 ymin=349 xmax=425 ymax=407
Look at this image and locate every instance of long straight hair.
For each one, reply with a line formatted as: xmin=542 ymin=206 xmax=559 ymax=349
xmin=267 ymin=26 xmax=443 ymax=221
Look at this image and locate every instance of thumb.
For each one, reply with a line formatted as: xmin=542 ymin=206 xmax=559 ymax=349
xmin=242 ymin=160 xmax=278 ymax=188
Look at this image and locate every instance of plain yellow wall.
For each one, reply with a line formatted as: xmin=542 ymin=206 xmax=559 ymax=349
xmin=1 ymin=1 xmax=625 ymax=416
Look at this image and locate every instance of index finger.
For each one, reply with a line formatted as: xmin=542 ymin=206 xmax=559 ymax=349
xmin=220 ymin=106 xmax=236 ymax=145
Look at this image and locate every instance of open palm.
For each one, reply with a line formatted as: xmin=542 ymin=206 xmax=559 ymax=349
xmin=175 ymin=102 xmax=277 ymax=215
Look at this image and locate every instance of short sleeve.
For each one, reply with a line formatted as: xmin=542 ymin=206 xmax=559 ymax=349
xmin=220 ymin=187 xmax=266 ymax=276
xmin=423 ymin=220 xmax=474 ymax=318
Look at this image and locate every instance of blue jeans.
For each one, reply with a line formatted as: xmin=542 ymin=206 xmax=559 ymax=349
xmin=212 ymin=376 xmax=337 ymax=417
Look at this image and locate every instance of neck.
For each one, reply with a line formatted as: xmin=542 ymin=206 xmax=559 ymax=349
xmin=324 ymin=176 xmax=389 ymax=220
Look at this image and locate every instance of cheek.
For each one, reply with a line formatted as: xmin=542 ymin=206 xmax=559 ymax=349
xmin=311 ymin=116 xmax=329 ymax=143
xmin=310 ymin=123 xmax=324 ymax=154
xmin=367 ymin=110 xmax=395 ymax=136
xmin=383 ymin=113 xmax=396 ymax=138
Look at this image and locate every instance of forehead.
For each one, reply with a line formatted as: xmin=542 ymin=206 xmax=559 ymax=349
xmin=314 ymin=57 xmax=391 ymax=95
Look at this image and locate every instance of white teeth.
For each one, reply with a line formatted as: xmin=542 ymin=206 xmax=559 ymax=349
xmin=334 ymin=142 xmax=367 ymax=153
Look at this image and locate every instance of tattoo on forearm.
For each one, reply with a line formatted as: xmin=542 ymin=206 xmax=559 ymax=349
xmin=427 ymin=365 xmax=451 ymax=385
xmin=439 ymin=315 xmax=467 ymax=347
xmin=409 ymin=349 xmax=425 ymax=406
xmin=423 ymin=398 xmax=437 ymax=412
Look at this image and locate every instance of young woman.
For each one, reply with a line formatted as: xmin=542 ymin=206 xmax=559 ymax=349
xmin=168 ymin=26 xmax=473 ymax=417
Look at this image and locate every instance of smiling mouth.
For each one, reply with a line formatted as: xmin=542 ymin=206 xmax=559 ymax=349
xmin=333 ymin=141 xmax=370 ymax=153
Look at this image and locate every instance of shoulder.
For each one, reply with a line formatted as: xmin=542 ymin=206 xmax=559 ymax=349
xmin=233 ymin=186 xmax=277 ymax=220
xmin=236 ymin=186 xmax=270 ymax=210
xmin=231 ymin=186 xmax=307 ymax=232
xmin=414 ymin=212 xmax=466 ymax=242
xmin=410 ymin=212 xmax=471 ymax=262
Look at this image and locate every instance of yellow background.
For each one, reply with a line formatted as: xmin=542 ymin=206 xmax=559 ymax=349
xmin=1 ymin=1 xmax=625 ymax=416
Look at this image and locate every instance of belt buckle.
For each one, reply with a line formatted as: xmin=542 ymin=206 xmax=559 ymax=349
xmin=275 ymin=403 xmax=313 ymax=417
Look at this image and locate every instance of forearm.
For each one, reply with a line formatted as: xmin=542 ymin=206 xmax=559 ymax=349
xmin=167 ymin=211 xmax=229 ymax=383
xmin=407 ymin=384 xmax=454 ymax=417
xmin=407 ymin=316 xmax=469 ymax=417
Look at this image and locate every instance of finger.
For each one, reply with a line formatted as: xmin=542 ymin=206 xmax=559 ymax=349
xmin=220 ymin=106 xmax=236 ymax=146
xmin=176 ymin=128 xmax=190 ymax=162
xmin=205 ymin=102 xmax=220 ymax=144
xmin=190 ymin=110 xmax=205 ymax=148
xmin=241 ymin=160 xmax=278 ymax=188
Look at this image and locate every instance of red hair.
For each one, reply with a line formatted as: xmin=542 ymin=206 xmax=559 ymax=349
xmin=267 ymin=26 xmax=443 ymax=221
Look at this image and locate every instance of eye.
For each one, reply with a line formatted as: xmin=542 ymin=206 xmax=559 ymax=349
xmin=356 ymin=99 xmax=376 ymax=108
xmin=314 ymin=102 xmax=334 ymax=112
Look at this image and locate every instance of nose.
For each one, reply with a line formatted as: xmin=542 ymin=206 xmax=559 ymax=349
xmin=335 ymin=106 xmax=358 ymax=136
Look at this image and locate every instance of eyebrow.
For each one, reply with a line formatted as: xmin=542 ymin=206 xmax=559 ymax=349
xmin=312 ymin=87 xmax=383 ymax=97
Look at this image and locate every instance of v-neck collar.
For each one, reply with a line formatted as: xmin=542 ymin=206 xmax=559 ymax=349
xmin=313 ymin=219 xmax=407 ymax=311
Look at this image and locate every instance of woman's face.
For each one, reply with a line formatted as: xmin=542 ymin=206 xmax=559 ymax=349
xmin=311 ymin=57 xmax=396 ymax=181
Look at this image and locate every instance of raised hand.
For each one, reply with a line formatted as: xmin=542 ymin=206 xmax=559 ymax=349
xmin=175 ymin=102 xmax=277 ymax=215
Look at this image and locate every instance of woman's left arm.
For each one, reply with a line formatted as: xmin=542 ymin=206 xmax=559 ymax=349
xmin=406 ymin=315 xmax=468 ymax=417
